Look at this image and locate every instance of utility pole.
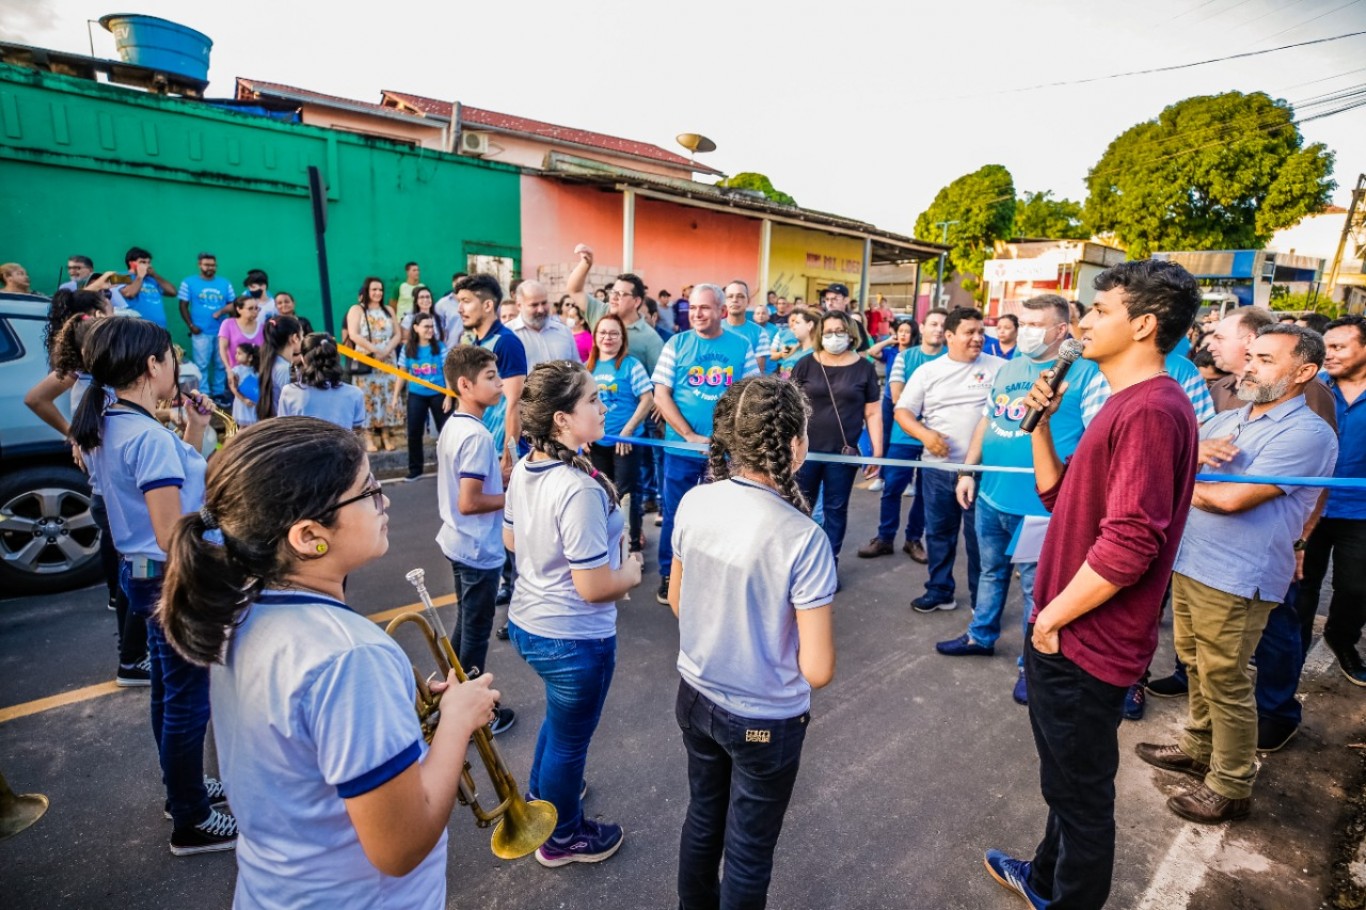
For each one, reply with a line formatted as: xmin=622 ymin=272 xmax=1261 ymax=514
xmin=1324 ymin=173 xmax=1365 ymax=313
xmin=933 ymin=219 xmax=959 ymax=308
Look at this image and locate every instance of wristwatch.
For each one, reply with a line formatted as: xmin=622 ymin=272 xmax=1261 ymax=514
xmin=957 ymin=470 xmax=976 ymax=480
xmin=1293 ymin=538 xmax=1307 ymax=552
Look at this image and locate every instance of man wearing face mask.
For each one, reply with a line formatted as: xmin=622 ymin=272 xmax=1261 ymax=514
xmin=935 ymin=296 xmax=1103 ymax=706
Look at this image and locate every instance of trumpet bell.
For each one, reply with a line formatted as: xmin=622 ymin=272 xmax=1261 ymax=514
xmin=491 ymin=796 xmax=558 ymax=860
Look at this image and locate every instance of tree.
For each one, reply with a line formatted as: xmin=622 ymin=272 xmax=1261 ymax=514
xmin=913 ymin=164 xmax=1016 ymax=294
xmin=1084 ymin=91 xmax=1335 ymax=258
xmin=717 ymin=172 xmax=797 ymax=206
xmin=1014 ymin=190 xmax=1088 ymax=240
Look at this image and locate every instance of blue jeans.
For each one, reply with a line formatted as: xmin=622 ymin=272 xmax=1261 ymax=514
xmin=508 ymin=624 xmax=616 ymax=838
xmin=449 ymin=560 xmax=501 ymax=677
xmin=968 ymin=499 xmax=1036 ymax=665
xmin=676 ymin=681 xmax=809 ymax=910
xmin=879 ymin=396 xmax=894 ymax=458
xmin=876 ymin=442 xmax=925 ymax=544
xmin=1254 ymin=584 xmax=1305 ymax=727
xmin=660 ymin=453 xmax=709 ymax=576
xmin=121 ymin=562 xmax=212 ymax=829
xmin=190 ymin=331 xmax=226 ymax=397
xmin=794 ymin=459 xmax=858 ymax=559
xmin=922 ymin=467 xmax=980 ymax=607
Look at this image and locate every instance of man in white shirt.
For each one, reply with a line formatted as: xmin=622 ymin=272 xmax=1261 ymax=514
xmin=509 ymin=280 xmax=580 ymax=366
xmin=895 ymin=306 xmax=1005 ymax=613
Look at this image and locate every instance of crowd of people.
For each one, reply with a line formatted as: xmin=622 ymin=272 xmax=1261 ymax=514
xmin=15 ymin=240 xmax=1366 ymax=909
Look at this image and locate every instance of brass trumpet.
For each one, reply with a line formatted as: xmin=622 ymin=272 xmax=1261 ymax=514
xmin=387 ymin=568 xmax=556 ymax=860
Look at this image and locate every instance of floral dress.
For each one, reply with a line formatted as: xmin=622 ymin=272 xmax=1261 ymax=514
xmin=350 ymin=305 xmax=403 ymax=429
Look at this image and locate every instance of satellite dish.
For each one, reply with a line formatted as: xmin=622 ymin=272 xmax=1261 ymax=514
xmin=675 ymin=133 xmax=717 ymax=154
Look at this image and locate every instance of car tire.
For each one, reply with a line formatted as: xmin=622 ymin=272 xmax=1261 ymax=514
xmin=0 ymin=464 xmax=103 ymax=596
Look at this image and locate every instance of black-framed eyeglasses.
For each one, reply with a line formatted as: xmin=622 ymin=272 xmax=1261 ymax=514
xmin=323 ymin=478 xmax=386 ymax=515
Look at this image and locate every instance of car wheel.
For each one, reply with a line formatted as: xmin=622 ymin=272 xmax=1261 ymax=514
xmin=0 ymin=464 xmax=103 ymax=596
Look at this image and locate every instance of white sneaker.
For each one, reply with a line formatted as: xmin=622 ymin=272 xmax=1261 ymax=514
xmin=868 ymin=478 xmax=885 ymax=491
xmin=903 ymin=486 xmax=914 ymax=498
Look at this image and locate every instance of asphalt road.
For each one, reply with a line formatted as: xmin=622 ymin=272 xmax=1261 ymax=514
xmin=2 ymin=477 xmax=1362 ymax=909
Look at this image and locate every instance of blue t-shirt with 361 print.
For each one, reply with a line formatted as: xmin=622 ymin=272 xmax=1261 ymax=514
xmin=652 ymin=330 xmax=760 ymax=455
xmin=397 ymin=342 xmax=448 ymax=396
xmin=592 ymin=355 xmax=653 ymax=438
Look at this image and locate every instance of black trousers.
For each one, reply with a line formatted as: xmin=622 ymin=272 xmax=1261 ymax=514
xmin=1294 ymin=518 xmax=1366 ymax=657
xmin=404 ymin=392 xmax=448 ymax=478
xmin=588 ymin=442 xmax=643 ymax=549
xmin=1025 ymin=631 xmax=1126 ymax=910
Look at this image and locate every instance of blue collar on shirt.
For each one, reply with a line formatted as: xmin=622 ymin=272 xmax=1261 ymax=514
xmin=255 ymin=589 xmax=353 ymax=613
xmin=524 ymin=457 xmax=566 ymax=473
xmin=477 ymin=320 xmax=508 ymax=346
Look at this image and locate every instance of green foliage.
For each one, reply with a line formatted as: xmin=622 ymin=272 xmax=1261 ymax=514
xmin=1268 ymin=288 xmax=1339 ymax=316
xmin=913 ymin=164 xmax=1017 ymax=291
xmin=1014 ymin=190 xmax=1088 ymax=240
xmin=718 ymin=172 xmax=797 ymax=206
xmin=1084 ymin=91 xmax=1335 ymax=258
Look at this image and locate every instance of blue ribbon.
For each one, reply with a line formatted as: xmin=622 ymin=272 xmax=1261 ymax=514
xmin=598 ymin=434 xmax=1366 ymax=490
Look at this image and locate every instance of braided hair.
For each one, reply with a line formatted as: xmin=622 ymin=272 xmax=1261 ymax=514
xmin=707 ymin=375 xmax=810 ymax=515
xmin=520 ymin=360 xmax=620 ymax=508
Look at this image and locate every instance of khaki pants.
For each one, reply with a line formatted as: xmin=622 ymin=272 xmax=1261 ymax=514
xmin=1172 ymin=573 xmax=1278 ymax=800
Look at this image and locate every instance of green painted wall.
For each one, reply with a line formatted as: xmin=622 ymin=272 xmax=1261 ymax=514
xmin=0 ymin=63 xmax=521 ymax=345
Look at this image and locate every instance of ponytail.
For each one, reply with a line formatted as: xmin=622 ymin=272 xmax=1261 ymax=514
xmin=70 ymin=318 xmax=172 ymax=451
xmin=255 ymin=315 xmax=302 ymax=421
xmin=158 ymin=418 xmax=367 ymax=665
xmin=520 ymin=360 xmax=621 ymax=508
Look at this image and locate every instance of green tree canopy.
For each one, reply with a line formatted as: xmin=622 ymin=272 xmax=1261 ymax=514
xmin=1014 ymin=190 xmax=1088 ymax=240
xmin=718 ymin=172 xmax=797 ymax=206
xmin=914 ymin=164 xmax=1016 ymax=291
xmin=1084 ymin=91 xmax=1335 ymax=257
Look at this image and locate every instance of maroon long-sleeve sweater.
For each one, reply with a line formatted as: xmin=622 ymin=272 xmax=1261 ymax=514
xmin=1029 ymin=375 xmax=1199 ymax=687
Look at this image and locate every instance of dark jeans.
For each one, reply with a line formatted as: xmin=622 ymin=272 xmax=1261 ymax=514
xmin=660 ymin=453 xmax=709 ymax=576
xmin=879 ymin=396 xmax=894 ymax=459
xmin=1255 ymin=584 xmax=1306 ymax=727
xmin=876 ymin=442 xmax=926 ymax=543
xmin=121 ymin=562 xmax=211 ymax=830
xmin=1295 ymin=517 xmax=1366 ymax=657
xmin=91 ymin=495 xmax=140 ymax=664
xmin=590 ymin=441 xmax=644 ymax=550
xmin=405 ymin=392 xmax=448 ymax=478
xmin=449 ymin=560 xmax=501 ymax=677
xmin=508 ymin=624 xmax=616 ymax=839
xmin=676 ymin=680 xmax=809 ymax=910
xmin=794 ymin=459 xmax=858 ymax=559
xmin=922 ymin=467 xmax=980 ymax=606
xmin=1025 ymin=633 xmax=1126 ymax=910
xmin=639 ymin=418 xmax=662 ymax=504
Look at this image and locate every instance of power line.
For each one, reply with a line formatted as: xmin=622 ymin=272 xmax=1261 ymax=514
xmin=1256 ymin=0 xmax=1364 ymax=44
xmin=971 ymin=29 xmax=1366 ymax=96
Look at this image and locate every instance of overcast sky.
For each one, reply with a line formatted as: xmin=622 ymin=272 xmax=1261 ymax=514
xmin=9 ymin=0 xmax=1366 ymax=237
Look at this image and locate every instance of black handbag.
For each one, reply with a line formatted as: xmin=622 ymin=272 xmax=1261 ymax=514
xmin=344 ymin=305 xmax=374 ymax=376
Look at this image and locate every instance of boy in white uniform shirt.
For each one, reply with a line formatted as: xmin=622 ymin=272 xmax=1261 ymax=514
xmin=436 ymin=345 xmax=516 ymax=734
xmin=895 ymin=306 xmax=1004 ymax=613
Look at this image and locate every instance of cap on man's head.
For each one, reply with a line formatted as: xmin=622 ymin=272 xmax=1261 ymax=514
xmin=825 ymin=283 xmax=850 ymax=297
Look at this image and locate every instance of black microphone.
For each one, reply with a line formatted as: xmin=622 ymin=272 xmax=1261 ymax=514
xmin=1020 ymin=339 xmax=1085 ymax=434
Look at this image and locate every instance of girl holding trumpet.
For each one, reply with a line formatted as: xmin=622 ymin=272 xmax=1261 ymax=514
xmin=158 ymin=417 xmax=498 ymax=906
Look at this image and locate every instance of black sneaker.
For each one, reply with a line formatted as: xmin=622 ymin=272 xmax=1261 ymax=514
xmin=495 ymin=585 xmax=513 ymax=606
xmin=1257 ymin=717 xmax=1299 ymax=753
xmin=169 ymin=807 xmax=237 ymax=856
xmin=164 ymin=777 xmax=230 ymax=819
xmin=495 ymin=622 xmax=510 ymax=641
xmin=1146 ymin=674 xmax=1189 ymax=698
xmin=535 ymin=818 xmax=624 ymax=867
xmin=489 ymin=706 xmax=516 ymax=736
xmin=116 ymin=657 xmax=152 ymax=688
xmin=656 ymin=577 xmax=670 ymax=606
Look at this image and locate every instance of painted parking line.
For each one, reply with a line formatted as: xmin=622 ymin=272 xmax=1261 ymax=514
xmin=0 ymin=593 xmax=459 ymax=726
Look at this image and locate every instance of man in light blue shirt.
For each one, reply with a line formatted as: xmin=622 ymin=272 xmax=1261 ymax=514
xmin=110 ymin=245 xmax=177 ymax=326
xmin=1137 ymin=325 xmax=1336 ymax=824
xmin=178 ymin=253 xmax=236 ymax=399
xmin=936 ymin=296 xmax=1101 ymax=706
xmin=721 ymin=280 xmax=770 ymax=373
xmin=652 ymin=283 xmax=760 ymax=605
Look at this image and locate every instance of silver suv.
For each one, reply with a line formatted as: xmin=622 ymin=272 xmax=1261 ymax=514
xmin=0 ymin=292 xmax=102 ymax=595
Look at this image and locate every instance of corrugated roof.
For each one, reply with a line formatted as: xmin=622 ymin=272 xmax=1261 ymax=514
xmin=236 ymin=77 xmax=433 ymax=126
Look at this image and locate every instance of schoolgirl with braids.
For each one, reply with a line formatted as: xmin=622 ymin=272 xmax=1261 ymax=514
xmin=158 ymin=417 xmax=498 ymax=906
xmin=70 ymin=317 xmax=237 ymax=856
xmin=668 ymin=375 xmax=837 ymax=910
xmin=277 ymin=332 xmax=366 ymax=431
xmin=503 ymin=359 xmax=643 ymax=868
xmin=254 ymin=313 xmax=303 ymax=421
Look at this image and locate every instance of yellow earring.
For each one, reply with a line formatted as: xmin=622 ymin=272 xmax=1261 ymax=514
xmin=315 ymin=541 xmax=328 ymax=555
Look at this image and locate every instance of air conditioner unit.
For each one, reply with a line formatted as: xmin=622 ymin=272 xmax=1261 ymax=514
xmin=459 ymin=131 xmax=489 ymax=156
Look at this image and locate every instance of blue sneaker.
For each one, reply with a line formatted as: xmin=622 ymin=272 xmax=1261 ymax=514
xmin=1013 ymin=669 xmax=1028 ymax=706
xmin=1123 ymin=684 xmax=1146 ymax=721
xmin=935 ymin=634 xmax=995 ymax=657
xmin=911 ymin=593 xmax=956 ymax=614
xmin=535 ymin=817 xmax=623 ymax=867
xmin=984 ymin=849 xmax=1049 ymax=908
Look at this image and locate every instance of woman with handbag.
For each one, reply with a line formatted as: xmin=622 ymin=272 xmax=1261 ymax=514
xmin=344 ymin=277 xmax=404 ymax=452
xmin=787 ymin=310 xmax=882 ymax=572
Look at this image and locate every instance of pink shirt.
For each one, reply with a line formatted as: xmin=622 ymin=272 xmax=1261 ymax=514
xmin=574 ymin=330 xmax=593 ymax=362
xmin=219 ymin=318 xmax=264 ymax=366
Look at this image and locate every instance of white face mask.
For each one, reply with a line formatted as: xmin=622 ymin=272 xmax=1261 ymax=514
xmin=1016 ymin=325 xmax=1051 ymax=358
xmin=823 ymin=334 xmax=851 ymax=355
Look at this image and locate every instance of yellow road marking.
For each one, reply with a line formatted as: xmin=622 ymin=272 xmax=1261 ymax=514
xmin=0 ymin=593 xmax=460 ymax=725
